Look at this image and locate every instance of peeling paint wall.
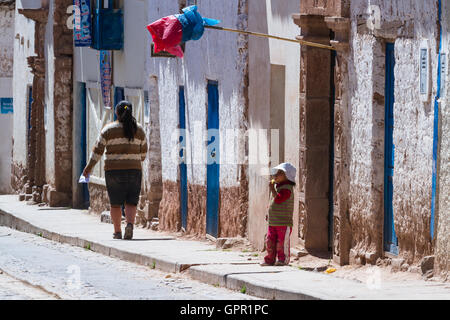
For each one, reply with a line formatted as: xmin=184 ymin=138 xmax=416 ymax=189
xmin=0 ymin=4 xmax=14 ymax=194
xmin=44 ymin=0 xmax=55 ymax=186
xmin=147 ymin=0 xmax=249 ymax=238
xmin=349 ymin=0 xmax=438 ymax=264
xmin=12 ymin=0 xmax=36 ymax=192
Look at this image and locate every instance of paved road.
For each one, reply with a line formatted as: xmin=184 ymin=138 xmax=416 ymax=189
xmin=0 ymin=226 xmax=258 ymax=300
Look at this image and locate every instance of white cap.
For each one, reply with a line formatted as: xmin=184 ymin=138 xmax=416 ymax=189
xmin=270 ymin=162 xmax=297 ymax=183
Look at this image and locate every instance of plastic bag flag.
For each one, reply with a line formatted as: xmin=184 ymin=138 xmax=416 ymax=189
xmin=146 ymin=5 xmax=220 ymax=58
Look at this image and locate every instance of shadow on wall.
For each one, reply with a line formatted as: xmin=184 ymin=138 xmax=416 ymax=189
xmin=270 ymin=0 xmax=299 ymax=20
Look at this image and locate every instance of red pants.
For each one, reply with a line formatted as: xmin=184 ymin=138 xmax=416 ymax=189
xmin=264 ymin=226 xmax=292 ymax=265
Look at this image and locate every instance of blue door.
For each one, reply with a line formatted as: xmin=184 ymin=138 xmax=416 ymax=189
xmin=384 ymin=43 xmax=398 ymax=254
xmin=80 ymin=82 xmax=90 ymax=208
xmin=179 ymin=86 xmax=188 ymax=230
xmin=206 ymin=81 xmax=220 ymax=238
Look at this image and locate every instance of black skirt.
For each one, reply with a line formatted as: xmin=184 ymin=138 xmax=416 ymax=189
xmin=105 ymin=169 xmax=142 ymax=206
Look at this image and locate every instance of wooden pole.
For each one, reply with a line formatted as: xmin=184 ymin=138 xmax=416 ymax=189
xmin=205 ymin=25 xmax=336 ymax=51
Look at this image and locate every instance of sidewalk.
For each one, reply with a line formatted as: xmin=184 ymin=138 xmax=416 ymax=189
xmin=0 ymin=195 xmax=448 ymax=300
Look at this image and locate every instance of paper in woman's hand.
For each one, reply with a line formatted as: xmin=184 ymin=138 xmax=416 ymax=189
xmin=78 ymin=174 xmax=90 ymax=184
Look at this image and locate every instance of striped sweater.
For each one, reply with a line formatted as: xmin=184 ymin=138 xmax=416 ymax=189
xmin=86 ymin=121 xmax=148 ymax=172
xmin=268 ymin=182 xmax=295 ymax=227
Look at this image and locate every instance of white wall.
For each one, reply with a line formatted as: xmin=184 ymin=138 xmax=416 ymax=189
xmin=147 ymin=0 xmax=247 ymax=188
xmin=349 ymin=0 xmax=438 ymax=260
xmin=248 ymin=0 xmax=300 ymax=249
xmin=0 ymin=5 xmax=15 ymax=194
xmin=0 ymin=78 xmax=13 ymax=194
xmin=44 ymin=0 xmax=55 ymax=185
xmin=12 ymin=0 xmax=36 ymax=184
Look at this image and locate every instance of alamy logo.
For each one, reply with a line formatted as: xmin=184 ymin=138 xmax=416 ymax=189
xmin=66 ymin=264 xmax=81 ymax=291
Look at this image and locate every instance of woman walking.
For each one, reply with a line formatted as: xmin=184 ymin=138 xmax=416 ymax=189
xmin=83 ymin=101 xmax=148 ymax=240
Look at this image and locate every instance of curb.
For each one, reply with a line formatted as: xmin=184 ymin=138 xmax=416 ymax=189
xmin=0 ymin=206 xmax=320 ymax=300
xmin=0 ymin=208 xmax=182 ymax=274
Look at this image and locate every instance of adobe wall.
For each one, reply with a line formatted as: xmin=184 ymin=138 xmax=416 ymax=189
xmin=147 ymin=0 xmax=249 ymax=238
xmin=348 ymin=0 xmax=438 ymax=264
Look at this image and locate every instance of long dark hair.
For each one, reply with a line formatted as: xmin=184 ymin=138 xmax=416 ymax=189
xmin=116 ymin=101 xmax=137 ymax=141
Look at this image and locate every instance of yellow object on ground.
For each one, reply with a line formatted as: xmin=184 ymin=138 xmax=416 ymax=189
xmin=325 ymin=267 xmax=336 ymax=274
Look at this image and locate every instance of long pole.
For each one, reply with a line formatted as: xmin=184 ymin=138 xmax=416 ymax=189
xmin=205 ymin=25 xmax=336 ymax=51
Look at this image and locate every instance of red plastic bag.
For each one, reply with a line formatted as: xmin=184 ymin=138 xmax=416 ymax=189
xmin=147 ymin=15 xmax=184 ymax=57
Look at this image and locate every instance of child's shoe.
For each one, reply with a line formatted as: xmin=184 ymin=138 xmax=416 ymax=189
xmin=260 ymin=261 xmax=274 ymax=266
xmin=275 ymin=261 xmax=287 ymax=266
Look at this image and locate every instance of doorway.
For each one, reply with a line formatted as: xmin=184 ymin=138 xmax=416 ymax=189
xmin=206 ymin=80 xmax=220 ymax=238
xmin=383 ymin=42 xmax=398 ymax=255
xmin=179 ymin=86 xmax=188 ymax=231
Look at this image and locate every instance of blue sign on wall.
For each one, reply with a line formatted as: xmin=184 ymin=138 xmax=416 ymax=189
xmin=100 ymin=50 xmax=112 ymax=109
xmin=0 ymin=98 xmax=13 ymax=114
xmin=74 ymin=0 xmax=92 ymax=47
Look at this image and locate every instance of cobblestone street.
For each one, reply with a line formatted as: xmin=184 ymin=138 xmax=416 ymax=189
xmin=0 ymin=227 xmax=258 ymax=300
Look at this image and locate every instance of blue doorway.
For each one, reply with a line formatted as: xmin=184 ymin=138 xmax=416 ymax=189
xmin=384 ymin=43 xmax=398 ymax=255
xmin=179 ymin=86 xmax=188 ymax=230
xmin=206 ymin=81 xmax=220 ymax=238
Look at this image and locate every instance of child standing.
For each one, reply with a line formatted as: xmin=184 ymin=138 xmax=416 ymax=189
xmin=261 ymin=162 xmax=297 ymax=266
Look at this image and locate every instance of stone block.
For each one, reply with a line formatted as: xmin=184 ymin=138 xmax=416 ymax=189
xmin=100 ymin=211 xmax=112 ymax=224
xmin=150 ymin=221 xmax=159 ymax=231
xmin=400 ymin=263 xmax=409 ymax=272
xmin=48 ymin=189 xmax=70 ymax=207
xmin=420 ymin=256 xmax=434 ymax=275
xmin=365 ymin=252 xmax=377 ymax=265
xmin=42 ymin=184 xmax=49 ymax=203
xmin=291 ymin=248 xmax=309 ymax=258
xmin=349 ymin=248 xmax=358 ymax=264
xmin=216 ymin=237 xmax=244 ymax=249
xmin=408 ymin=266 xmax=421 ymax=274
xmin=422 ymin=269 xmax=434 ymax=280
xmin=391 ymin=258 xmax=405 ymax=272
